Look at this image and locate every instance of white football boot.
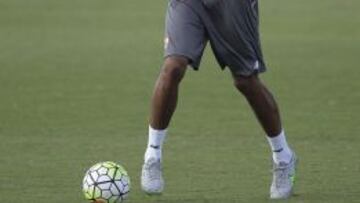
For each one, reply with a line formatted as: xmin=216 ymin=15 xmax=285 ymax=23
xmin=141 ymin=158 xmax=164 ymax=194
xmin=270 ymin=153 xmax=297 ymax=199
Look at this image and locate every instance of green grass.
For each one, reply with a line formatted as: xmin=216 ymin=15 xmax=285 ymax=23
xmin=1 ymin=0 xmax=360 ymax=202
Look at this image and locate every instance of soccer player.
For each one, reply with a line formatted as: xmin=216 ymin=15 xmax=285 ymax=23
xmin=141 ymin=0 xmax=297 ymax=199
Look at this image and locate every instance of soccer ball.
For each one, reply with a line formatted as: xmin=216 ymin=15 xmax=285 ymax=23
xmin=82 ymin=161 xmax=130 ymax=203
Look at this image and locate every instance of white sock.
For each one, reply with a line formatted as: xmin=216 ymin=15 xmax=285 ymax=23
xmin=266 ymin=129 xmax=293 ymax=164
xmin=144 ymin=126 xmax=167 ymax=162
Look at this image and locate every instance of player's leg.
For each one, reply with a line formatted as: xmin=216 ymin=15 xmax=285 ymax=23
xmin=141 ymin=0 xmax=206 ymax=195
xmin=233 ymin=74 xmax=293 ymax=158
xmin=201 ymin=0 xmax=297 ymax=198
xmin=149 ymin=56 xmax=189 ymax=130
xmin=144 ymin=56 xmax=188 ymax=163
xmin=233 ymin=74 xmax=282 ymax=137
xmin=233 ymin=76 xmax=295 ymax=165
xmin=232 ymin=74 xmax=293 ymax=158
xmin=144 ymin=0 xmax=206 ymax=162
xmin=233 ymin=73 xmax=296 ymax=199
xmin=202 ymin=0 xmax=295 ymax=163
xmin=141 ymin=56 xmax=188 ymax=195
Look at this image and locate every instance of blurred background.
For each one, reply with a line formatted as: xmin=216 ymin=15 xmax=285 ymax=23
xmin=0 ymin=0 xmax=359 ymax=202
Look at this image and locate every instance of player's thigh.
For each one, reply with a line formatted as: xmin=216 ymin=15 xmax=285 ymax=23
xmin=204 ymin=0 xmax=266 ymax=76
xmin=165 ymin=0 xmax=207 ymax=69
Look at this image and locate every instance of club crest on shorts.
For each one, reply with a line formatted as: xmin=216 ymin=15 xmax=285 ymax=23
xmin=164 ymin=37 xmax=170 ymax=50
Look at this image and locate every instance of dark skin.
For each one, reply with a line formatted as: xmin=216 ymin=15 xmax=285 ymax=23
xmin=232 ymin=73 xmax=282 ymax=137
xmin=150 ymin=55 xmax=282 ymax=138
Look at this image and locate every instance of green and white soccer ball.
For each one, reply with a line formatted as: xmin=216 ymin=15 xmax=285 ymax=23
xmin=82 ymin=161 xmax=130 ymax=203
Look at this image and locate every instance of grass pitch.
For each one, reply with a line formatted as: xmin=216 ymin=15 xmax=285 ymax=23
xmin=0 ymin=0 xmax=359 ymax=202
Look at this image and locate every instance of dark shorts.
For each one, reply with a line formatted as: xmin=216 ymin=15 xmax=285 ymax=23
xmin=164 ymin=0 xmax=266 ymax=76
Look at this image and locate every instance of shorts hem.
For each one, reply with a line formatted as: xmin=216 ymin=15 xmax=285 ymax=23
xmin=164 ymin=53 xmax=200 ymax=70
xmin=228 ymin=67 xmax=267 ymax=77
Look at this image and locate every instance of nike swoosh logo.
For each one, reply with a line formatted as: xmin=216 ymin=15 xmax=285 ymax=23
xmin=150 ymin=145 xmax=160 ymax=149
xmin=273 ymin=148 xmax=284 ymax=153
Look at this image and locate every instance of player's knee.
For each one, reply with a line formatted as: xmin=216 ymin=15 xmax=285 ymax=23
xmin=233 ymin=74 xmax=259 ymax=95
xmin=160 ymin=56 xmax=189 ymax=83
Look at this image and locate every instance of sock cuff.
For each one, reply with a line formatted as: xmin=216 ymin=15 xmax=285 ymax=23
xmin=274 ymin=129 xmax=285 ymax=140
xmin=148 ymin=125 xmax=168 ymax=148
xmin=266 ymin=129 xmax=286 ymax=151
xmin=149 ymin=125 xmax=167 ymax=137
